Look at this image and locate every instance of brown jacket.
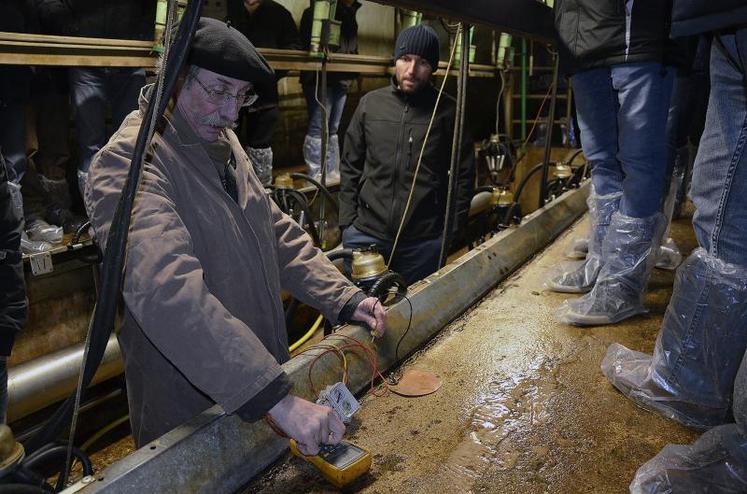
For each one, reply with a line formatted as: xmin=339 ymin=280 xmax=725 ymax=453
xmin=85 ymin=87 xmax=361 ymax=446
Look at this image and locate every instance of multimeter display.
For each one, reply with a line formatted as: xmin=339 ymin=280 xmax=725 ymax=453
xmin=319 ymin=442 xmax=368 ymax=469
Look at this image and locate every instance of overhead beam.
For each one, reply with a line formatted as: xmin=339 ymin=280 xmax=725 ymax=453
xmin=371 ymin=0 xmax=556 ymax=42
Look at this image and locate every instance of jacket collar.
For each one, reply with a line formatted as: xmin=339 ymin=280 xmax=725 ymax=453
xmin=389 ymin=75 xmax=437 ymax=106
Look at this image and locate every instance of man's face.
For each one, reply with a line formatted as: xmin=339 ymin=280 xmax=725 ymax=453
xmin=176 ymin=67 xmax=253 ymax=142
xmin=394 ymin=54 xmax=433 ymax=94
xmin=243 ymin=0 xmax=262 ymax=14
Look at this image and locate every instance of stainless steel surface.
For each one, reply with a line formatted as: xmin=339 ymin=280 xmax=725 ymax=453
xmin=63 ymin=182 xmax=589 ymax=494
xmin=7 ymin=335 xmax=123 ymax=423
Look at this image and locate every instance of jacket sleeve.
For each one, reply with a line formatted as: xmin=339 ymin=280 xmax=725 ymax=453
xmin=339 ymin=96 xmax=367 ymax=229
xmin=270 ymin=200 xmax=362 ymax=324
xmin=86 ymin=148 xmax=288 ymax=415
xmin=0 ymin=171 xmax=26 ymax=357
xmin=454 ymin=128 xmax=476 ymax=234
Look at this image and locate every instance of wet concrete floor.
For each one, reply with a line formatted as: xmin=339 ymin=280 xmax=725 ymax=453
xmin=245 ymin=212 xmax=700 ymax=494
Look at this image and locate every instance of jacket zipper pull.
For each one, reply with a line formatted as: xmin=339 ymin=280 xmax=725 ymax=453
xmin=407 ymin=130 xmax=414 ymax=169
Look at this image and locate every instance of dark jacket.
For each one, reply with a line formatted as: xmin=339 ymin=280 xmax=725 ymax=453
xmin=340 ymin=79 xmax=475 ymax=242
xmin=0 ymin=0 xmax=36 ymax=105
xmin=299 ymin=1 xmax=361 ymax=88
xmin=227 ymin=0 xmax=301 ymax=105
xmin=0 ymin=156 xmax=27 ymax=358
xmin=35 ymin=0 xmax=155 ymax=40
xmin=554 ymin=0 xmax=673 ymax=73
xmin=671 ymin=0 xmax=747 ymax=36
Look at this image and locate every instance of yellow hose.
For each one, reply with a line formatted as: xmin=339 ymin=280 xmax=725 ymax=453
xmin=81 ymin=414 xmax=130 ymax=452
xmin=289 ymin=315 xmax=324 ymax=353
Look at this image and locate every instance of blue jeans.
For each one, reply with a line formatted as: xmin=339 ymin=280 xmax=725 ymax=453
xmin=342 ymin=225 xmax=441 ymax=286
xmin=69 ymin=67 xmax=145 ymax=173
xmin=302 ymin=81 xmax=348 ymax=138
xmin=0 ymin=103 xmax=27 ymax=183
xmin=572 ymin=63 xmax=674 ymax=218
xmin=690 ymin=32 xmax=747 ymax=266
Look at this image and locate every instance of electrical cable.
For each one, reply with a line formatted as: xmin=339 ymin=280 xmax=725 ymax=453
xmin=387 ymin=24 xmax=461 ymax=269
xmin=495 ymin=69 xmax=505 ymax=137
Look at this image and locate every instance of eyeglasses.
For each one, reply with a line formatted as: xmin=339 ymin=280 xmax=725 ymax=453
xmin=190 ymin=75 xmax=259 ymax=108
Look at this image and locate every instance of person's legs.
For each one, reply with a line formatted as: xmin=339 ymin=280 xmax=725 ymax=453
xmin=241 ymin=106 xmax=279 ymax=186
xmin=69 ymin=68 xmax=107 ymax=195
xmin=325 ymin=83 xmax=348 ymax=182
xmin=0 ymin=102 xmax=27 ymax=184
xmin=558 ymin=63 xmax=673 ymax=326
xmin=548 ymin=70 xmax=622 ymax=292
xmin=109 ymin=68 xmax=146 ymax=132
xmin=390 ymin=236 xmax=442 ymax=285
xmin=571 ymin=68 xmax=624 ymax=197
xmin=602 ymin=28 xmax=747 ymax=428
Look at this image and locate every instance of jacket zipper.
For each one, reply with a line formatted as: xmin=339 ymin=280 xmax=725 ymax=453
xmin=389 ymin=101 xmax=409 ymax=235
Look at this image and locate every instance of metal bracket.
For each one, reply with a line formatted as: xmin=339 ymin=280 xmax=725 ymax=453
xmin=29 ymin=251 xmax=53 ymax=276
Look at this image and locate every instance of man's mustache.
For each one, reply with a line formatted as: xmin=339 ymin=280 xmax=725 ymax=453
xmin=200 ymin=112 xmax=238 ymax=128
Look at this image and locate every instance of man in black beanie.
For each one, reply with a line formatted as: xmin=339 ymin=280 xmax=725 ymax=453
xmin=84 ymin=17 xmax=385 ymax=453
xmin=339 ymin=24 xmax=475 ymax=285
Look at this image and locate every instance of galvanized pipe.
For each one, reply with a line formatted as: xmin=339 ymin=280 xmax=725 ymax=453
xmin=7 ymin=335 xmax=123 ymax=423
xmin=65 ymin=182 xmax=590 ymax=494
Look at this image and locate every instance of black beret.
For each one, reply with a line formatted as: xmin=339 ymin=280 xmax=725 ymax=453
xmin=188 ymin=17 xmax=275 ymax=83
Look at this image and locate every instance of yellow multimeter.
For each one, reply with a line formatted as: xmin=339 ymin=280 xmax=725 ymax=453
xmin=289 ymin=438 xmax=372 ymax=488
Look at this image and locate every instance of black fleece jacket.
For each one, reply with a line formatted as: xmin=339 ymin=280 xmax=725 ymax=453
xmin=340 ymin=78 xmax=475 ymax=242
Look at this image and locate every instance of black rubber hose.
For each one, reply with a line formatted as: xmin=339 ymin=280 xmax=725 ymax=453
xmin=22 ymin=445 xmax=93 ymax=477
xmin=368 ymin=271 xmax=407 ymax=301
xmin=563 ymin=148 xmax=585 ymax=167
xmin=71 ymin=221 xmax=91 ymax=244
xmin=289 ymin=173 xmax=339 ymax=212
xmin=283 ymin=189 xmax=321 ymax=246
xmin=325 ymin=248 xmax=354 ymax=263
xmin=23 ymin=0 xmax=204 ymax=455
xmin=0 ymin=485 xmax=51 ymax=494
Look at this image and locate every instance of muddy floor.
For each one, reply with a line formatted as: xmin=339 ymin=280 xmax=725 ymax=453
xmin=244 ymin=212 xmax=700 ymax=494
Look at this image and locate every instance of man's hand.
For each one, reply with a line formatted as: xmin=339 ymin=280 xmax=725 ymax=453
xmin=268 ymin=395 xmax=345 ymax=456
xmin=351 ymin=296 xmax=386 ymax=338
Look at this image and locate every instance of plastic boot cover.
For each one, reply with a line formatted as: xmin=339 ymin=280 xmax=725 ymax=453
xmin=77 ymin=170 xmax=89 ymax=198
xmin=303 ymin=134 xmax=341 ymax=184
xmin=26 ymin=218 xmax=63 ymax=244
xmin=20 ymin=230 xmax=53 ymax=254
xmin=246 ymin=146 xmax=273 ymax=187
xmin=602 ymin=249 xmax=747 ymax=428
xmin=565 ymin=236 xmax=589 ymax=259
xmin=630 ymin=424 xmax=747 ymax=494
xmin=557 ymin=211 xmax=666 ymax=326
xmin=326 ymin=134 xmax=341 ymax=184
xmin=655 ymin=237 xmax=683 ymax=271
xmin=547 ymin=191 xmax=622 ymax=293
xmin=303 ymin=134 xmax=322 ymax=177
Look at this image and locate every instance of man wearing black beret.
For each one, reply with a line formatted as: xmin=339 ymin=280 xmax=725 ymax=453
xmin=84 ymin=17 xmax=385 ymax=454
xmin=339 ymin=24 xmax=475 ymax=285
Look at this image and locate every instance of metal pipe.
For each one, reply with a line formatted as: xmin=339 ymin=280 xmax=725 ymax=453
xmin=538 ymin=48 xmax=560 ymax=208
xmin=64 ymin=183 xmax=590 ymax=494
xmin=7 ymin=335 xmax=123 ymax=423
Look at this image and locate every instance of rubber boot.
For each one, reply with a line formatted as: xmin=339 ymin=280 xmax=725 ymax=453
xmin=246 ymin=146 xmax=273 ymax=187
xmin=547 ymin=190 xmax=622 ymax=293
xmin=601 ymin=248 xmax=747 ymax=428
xmin=557 ymin=211 xmax=666 ymax=325
xmin=303 ymin=135 xmax=322 ymax=178
xmin=326 ymin=134 xmax=341 ymax=184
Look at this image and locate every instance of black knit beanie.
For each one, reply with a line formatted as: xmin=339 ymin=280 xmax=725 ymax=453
xmin=188 ymin=17 xmax=275 ymax=83
xmin=394 ymin=24 xmax=440 ymax=72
